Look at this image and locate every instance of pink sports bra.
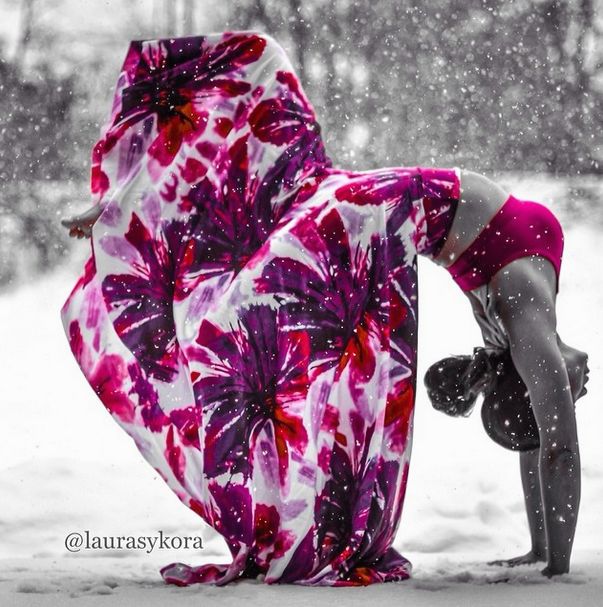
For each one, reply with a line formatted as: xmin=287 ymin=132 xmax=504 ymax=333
xmin=444 ymin=194 xmax=565 ymax=294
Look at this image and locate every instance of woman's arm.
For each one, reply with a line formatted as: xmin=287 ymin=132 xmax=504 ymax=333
xmin=466 ymin=289 xmax=547 ymax=567
xmin=492 ymin=257 xmax=581 ymax=577
xmin=519 ymin=449 xmax=548 ymax=560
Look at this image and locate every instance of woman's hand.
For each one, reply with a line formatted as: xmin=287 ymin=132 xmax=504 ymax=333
xmin=61 ymin=204 xmax=104 ymax=239
xmin=488 ymin=550 xmax=546 ymax=568
xmin=541 ymin=565 xmax=569 ymax=578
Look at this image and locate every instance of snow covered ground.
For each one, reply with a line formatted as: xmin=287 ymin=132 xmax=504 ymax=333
xmin=1 ymin=181 xmax=602 ymax=605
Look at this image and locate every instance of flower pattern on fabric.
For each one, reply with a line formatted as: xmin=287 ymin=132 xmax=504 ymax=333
xmin=191 ymin=303 xmax=311 ymax=488
xmin=60 ymin=30 xmax=462 ymax=587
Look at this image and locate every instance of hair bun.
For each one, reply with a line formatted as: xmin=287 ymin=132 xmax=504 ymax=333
xmin=423 ymin=354 xmax=480 ymax=417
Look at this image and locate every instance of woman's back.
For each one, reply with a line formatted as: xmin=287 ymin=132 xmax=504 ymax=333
xmin=432 ymin=170 xmax=511 ymax=267
xmin=429 ymin=169 xmax=564 ymax=350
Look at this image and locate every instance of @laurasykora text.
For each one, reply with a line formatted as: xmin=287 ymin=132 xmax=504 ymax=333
xmin=64 ymin=530 xmax=204 ymax=554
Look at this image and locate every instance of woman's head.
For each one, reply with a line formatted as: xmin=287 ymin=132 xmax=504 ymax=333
xmin=479 ymin=350 xmax=539 ymax=451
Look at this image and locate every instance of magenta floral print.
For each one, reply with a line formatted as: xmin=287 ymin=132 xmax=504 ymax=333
xmin=60 ymin=30 xmax=462 ymax=586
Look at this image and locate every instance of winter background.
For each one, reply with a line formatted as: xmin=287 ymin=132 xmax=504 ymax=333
xmin=1 ymin=1 xmax=602 ymax=605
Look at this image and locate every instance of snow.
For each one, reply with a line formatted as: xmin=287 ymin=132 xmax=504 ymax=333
xmin=1 ymin=213 xmax=602 ymax=605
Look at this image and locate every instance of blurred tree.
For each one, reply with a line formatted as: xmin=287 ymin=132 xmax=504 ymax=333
xmin=182 ymin=0 xmax=197 ymax=34
xmin=165 ymin=0 xmax=176 ymax=34
xmin=15 ymin=0 xmax=35 ymax=71
xmin=539 ymin=0 xmax=600 ymax=173
xmin=0 ymin=52 xmax=86 ymax=288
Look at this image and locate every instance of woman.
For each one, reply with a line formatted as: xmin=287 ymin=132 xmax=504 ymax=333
xmin=59 ymin=30 xmax=587 ymax=585
xmin=423 ymin=170 xmax=589 ymax=578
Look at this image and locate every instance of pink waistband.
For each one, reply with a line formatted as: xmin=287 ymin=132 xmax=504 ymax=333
xmin=446 ymin=194 xmax=564 ymax=293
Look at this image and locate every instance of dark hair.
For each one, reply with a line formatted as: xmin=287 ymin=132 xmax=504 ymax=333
xmin=424 ymin=347 xmax=540 ymax=452
xmin=423 ymin=347 xmax=494 ymax=417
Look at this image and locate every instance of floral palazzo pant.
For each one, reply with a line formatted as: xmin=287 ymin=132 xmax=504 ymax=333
xmin=60 ymin=30 xmax=461 ymax=586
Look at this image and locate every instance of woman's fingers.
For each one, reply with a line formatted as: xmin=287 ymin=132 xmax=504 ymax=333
xmin=62 ymin=215 xmax=94 ymax=238
xmin=67 ymin=225 xmax=91 ymax=239
xmin=488 ymin=551 xmax=544 ymax=567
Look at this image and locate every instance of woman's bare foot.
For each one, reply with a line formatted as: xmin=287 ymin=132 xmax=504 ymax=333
xmin=61 ymin=204 xmax=104 ymax=239
xmin=541 ymin=564 xmax=568 ymax=578
xmin=488 ymin=550 xmax=546 ymax=567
